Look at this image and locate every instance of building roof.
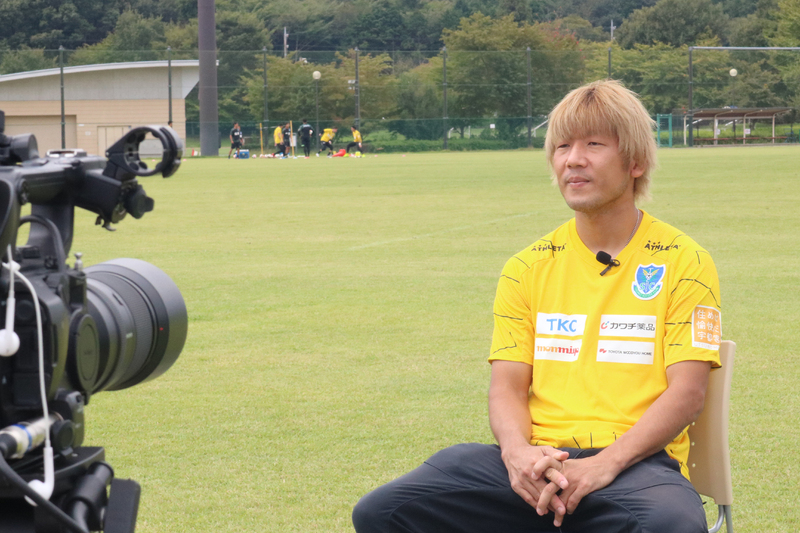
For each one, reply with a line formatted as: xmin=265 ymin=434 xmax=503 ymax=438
xmin=0 ymin=60 xmax=200 ymax=101
xmin=0 ymin=60 xmax=199 ymax=83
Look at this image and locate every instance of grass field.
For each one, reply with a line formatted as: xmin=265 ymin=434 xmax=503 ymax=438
xmin=66 ymin=146 xmax=800 ymax=532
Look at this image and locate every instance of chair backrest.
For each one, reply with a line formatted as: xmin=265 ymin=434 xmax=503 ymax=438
xmin=687 ymin=340 xmax=735 ymax=505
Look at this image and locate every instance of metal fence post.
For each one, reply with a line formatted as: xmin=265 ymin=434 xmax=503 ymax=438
xmin=268 ymin=46 xmax=269 ymax=138
xmin=443 ymin=46 xmax=448 ymax=149
xmin=167 ymin=46 xmax=173 ymax=124
xmin=354 ymin=47 xmax=360 ymax=129
xmin=608 ymin=47 xmax=612 ymax=78
xmin=527 ymin=47 xmax=532 ymax=148
xmin=688 ymin=47 xmax=693 ymax=147
xmin=59 ymin=46 xmax=65 ymax=149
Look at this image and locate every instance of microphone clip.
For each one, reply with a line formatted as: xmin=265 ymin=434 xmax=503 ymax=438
xmin=596 ymin=251 xmax=620 ymax=276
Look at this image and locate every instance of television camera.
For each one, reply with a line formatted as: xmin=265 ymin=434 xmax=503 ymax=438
xmin=0 ymin=111 xmax=188 ymax=533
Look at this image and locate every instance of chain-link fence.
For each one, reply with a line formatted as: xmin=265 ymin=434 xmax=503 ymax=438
xmin=1 ymin=46 xmax=798 ymax=155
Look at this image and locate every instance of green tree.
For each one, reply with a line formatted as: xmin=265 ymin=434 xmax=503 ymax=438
xmin=388 ymin=58 xmax=444 ymax=139
xmin=243 ymin=51 xmax=395 ymax=132
xmin=68 ymin=10 xmax=167 ymax=65
xmin=442 ymin=13 xmax=582 ymax=140
xmin=616 ymin=0 xmax=729 ymax=48
xmin=347 ymin=1 xmax=408 ymax=50
xmin=0 ymin=48 xmax=56 ymax=74
xmin=552 ymin=15 xmax=610 ymax=41
xmin=0 ymin=0 xmax=120 ymax=50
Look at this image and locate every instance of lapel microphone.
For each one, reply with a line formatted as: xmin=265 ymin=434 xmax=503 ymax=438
xmin=596 ymin=251 xmax=620 ymax=276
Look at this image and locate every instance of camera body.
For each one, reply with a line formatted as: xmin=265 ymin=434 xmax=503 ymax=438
xmin=0 ymin=111 xmax=188 ymax=532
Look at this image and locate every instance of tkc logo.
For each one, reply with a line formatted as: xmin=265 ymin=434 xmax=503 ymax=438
xmin=536 ymin=313 xmax=587 ymax=337
xmin=548 ymin=318 xmax=579 ymax=333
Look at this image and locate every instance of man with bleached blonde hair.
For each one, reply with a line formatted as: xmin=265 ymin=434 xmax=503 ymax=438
xmin=353 ymin=79 xmax=720 ymax=533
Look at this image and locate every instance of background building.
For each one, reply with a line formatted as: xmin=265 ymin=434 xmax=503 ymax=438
xmin=0 ymin=60 xmax=199 ymax=155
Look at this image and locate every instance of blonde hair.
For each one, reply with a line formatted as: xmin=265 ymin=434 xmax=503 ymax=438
xmin=545 ymin=79 xmax=657 ymax=203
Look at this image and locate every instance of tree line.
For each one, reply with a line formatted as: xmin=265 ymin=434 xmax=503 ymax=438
xmin=2 ymin=0 xmax=800 ymax=140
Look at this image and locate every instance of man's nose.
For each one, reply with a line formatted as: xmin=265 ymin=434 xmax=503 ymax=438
xmin=566 ymin=145 xmax=587 ymax=167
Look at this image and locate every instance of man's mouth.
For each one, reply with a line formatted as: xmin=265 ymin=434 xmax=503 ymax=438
xmin=565 ymin=175 xmax=590 ymax=185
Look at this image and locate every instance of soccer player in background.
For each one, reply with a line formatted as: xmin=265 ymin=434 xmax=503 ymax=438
xmin=353 ymin=79 xmax=721 ymax=533
xmin=297 ymin=119 xmax=314 ymax=158
xmin=346 ymin=125 xmax=363 ymax=156
xmin=282 ymin=123 xmax=293 ymax=157
xmin=228 ymin=122 xmax=244 ymax=158
xmin=273 ymin=123 xmax=286 ymax=158
xmin=318 ymin=126 xmax=337 ymax=157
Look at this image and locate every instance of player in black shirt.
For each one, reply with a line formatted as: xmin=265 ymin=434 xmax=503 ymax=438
xmin=283 ymin=124 xmax=292 ymax=156
xmin=297 ymin=119 xmax=314 ymax=158
xmin=228 ymin=122 xmax=244 ymax=158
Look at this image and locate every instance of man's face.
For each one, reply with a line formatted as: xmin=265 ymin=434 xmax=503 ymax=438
xmin=552 ymin=133 xmax=642 ymax=215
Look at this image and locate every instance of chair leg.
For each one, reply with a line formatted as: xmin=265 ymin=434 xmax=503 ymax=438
xmin=723 ymin=505 xmax=733 ymax=533
xmin=709 ymin=504 xmax=724 ymax=533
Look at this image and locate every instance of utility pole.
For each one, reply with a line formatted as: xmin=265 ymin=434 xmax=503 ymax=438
xmin=610 ymin=19 xmax=616 ymax=40
xmin=283 ymin=27 xmax=289 ymax=58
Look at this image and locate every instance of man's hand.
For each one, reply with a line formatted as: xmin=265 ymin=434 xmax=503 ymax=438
xmin=535 ymin=453 xmax=622 ymax=526
xmin=501 ymin=445 xmax=569 ymax=518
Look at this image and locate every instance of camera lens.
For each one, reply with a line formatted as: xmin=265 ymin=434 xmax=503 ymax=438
xmin=83 ymin=259 xmax=187 ymax=393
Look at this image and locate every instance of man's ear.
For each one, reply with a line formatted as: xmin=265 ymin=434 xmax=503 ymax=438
xmin=630 ymin=160 xmax=645 ymax=178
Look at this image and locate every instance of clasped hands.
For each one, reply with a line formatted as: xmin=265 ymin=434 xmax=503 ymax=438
xmin=502 ymin=445 xmax=619 ymax=528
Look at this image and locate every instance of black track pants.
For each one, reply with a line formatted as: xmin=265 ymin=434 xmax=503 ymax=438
xmin=353 ymin=443 xmax=707 ymax=533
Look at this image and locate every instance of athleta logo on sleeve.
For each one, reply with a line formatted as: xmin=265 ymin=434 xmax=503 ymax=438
xmin=632 ymin=264 xmax=666 ymax=300
xmin=536 ymin=313 xmax=587 ymax=336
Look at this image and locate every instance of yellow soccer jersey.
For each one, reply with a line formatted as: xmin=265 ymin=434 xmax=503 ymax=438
xmin=321 ymin=128 xmax=335 ymax=142
xmin=352 ymin=129 xmax=362 ymax=143
xmin=489 ymin=211 xmax=721 ymax=479
xmin=273 ymin=126 xmax=283 ymax=144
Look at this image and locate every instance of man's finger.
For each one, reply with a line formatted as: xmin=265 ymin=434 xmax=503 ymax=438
xmin=531 ymin=456 xmax=561 ymax=480
xmin=544 ymin=466 xmax=569 ymax=490
xmin=565 ymin=485 xmax=590 ymax=514
xmin=535 ymin=481 xmax=564 ymax=516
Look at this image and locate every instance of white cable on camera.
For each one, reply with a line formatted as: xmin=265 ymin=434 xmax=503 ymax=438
xmin=0 ymin=248 xmax=20 ymax=357
xmin=1 ymin=246 xmax=54 ymax=504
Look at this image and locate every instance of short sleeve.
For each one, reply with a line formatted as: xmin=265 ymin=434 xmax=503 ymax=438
xmin=489 ymin=257 xmax=535 ymax=365
xmin=663 ymin=249 xmax=722 ymax=368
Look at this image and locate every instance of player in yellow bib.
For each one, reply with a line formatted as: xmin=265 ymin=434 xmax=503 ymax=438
xmin=346 ymin=125 xmax=363 ymax=156
xmin=317 ymin=127 xmax=337 ymax=157
xmin=354 ymin=80 xmax=719 ymax=533
xmin=272 ymin=123 xmax=288 ymax=158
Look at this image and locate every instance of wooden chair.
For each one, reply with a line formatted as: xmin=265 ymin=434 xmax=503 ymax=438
xmin=688 ymin=340 xmax=736 ymax=533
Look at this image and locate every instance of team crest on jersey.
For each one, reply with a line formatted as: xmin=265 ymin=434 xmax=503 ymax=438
xmin=632 ymin=264 xmax=666 ymax=300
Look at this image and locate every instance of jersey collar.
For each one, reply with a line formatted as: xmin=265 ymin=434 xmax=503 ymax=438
xmin=568 ymin=210 xmax=652 ymax=273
